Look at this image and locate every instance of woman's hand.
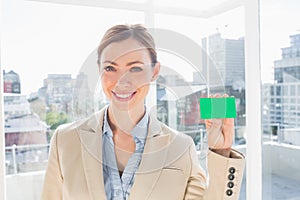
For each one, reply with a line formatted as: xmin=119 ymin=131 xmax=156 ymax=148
xmin=204 ymin=94 xmax=234 ymax=157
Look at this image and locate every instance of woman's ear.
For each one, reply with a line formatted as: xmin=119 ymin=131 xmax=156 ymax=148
xmin=151 ymin=62 xmax=161 ymax=81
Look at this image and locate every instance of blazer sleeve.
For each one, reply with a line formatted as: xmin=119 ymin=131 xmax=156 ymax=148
xmin=41 ymin=129 xmax=63 ymax=200
xmin=184 ymin=144 xmax=245 ymax=200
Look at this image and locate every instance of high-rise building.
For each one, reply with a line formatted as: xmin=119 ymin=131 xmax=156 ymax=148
xmin=202 ymin=33 xmax=245 ymax=87
xmin=268 ymin=33 xmax=300 ymax=145
xmin=274 ymin=34 xmax=300 ymax=84
xmin=201 ymin=33 xmax=246 ymax=127
xmin=40 ymin=74 xmax=75 ymax=113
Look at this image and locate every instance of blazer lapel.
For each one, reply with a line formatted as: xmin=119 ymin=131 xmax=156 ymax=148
xmin=77 ymin=109 xmax=107 ymax=200
xmin=129 ymin=116 xmax=170 ymax=200
xmin=77 ymin=108 xmax=171 ymax=200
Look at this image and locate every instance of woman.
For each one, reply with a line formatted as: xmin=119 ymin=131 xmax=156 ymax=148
xmin=42 ymin=24 xmax=245 ymax=200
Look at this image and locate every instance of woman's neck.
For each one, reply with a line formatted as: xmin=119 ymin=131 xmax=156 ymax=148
xmin=107 ymin=104 xmax=146 ymax=134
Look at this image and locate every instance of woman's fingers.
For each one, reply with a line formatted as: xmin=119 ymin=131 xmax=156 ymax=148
xmin=205 ymin=93 xmax=235 ymax=149
xmin=206 ymin=118 xmax=224 ymax=149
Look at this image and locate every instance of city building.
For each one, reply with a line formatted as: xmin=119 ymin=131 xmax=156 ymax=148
xmin=156 ymin=74 xmax=206 ymax=144
xmin=262 ymin=83 xmax=273 ymax=134
xmin=72 ymin=72 xmax=94 ymax=120
xmin=3 ymin=92 xmax=49 ymax=174
xmin=155 ymin=34 xmax=246 ymax=143
xmin=39 ymin=74 xmax=75 ymax=114
xmin=268 ymin=33 xmax=300 ymax=145
xmin=201 ymin=33 xmax=246 ymax=127
xmin=3 ymin=70 xmax=21 ymax=94
xmin=4 ymin=93 xmax=49 ymax=145
xmin=3 ymin=70 xmax=49 ymax=147
xmin=5 ymin=114 xmax=48 ymax=146
xmin=4 ymin=94 xmax=31 ymax=118
xmin=201 ymin=33 xmax=245 ymax=87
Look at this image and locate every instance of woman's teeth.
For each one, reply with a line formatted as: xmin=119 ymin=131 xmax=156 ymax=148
xmin=115 ymin=93 xmax=133 ymax=98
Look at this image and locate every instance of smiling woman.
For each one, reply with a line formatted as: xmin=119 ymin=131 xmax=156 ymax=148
xmin=41 ymin=24 xmax=245 ymax=200
xmin=99 ymin=33 xmax=160 ymax=113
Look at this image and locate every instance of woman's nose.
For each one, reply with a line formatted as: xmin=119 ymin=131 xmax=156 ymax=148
xmin=116 ymin=72 xmax=131 ymax=87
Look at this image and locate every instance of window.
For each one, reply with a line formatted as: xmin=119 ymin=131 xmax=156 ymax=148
xmin=261 ymin=0 xmax=300 ymax=198
xmin=290 ymin=85 xmax=296 ymax=96
xmin=3 ymin=0 xmax=299 ymax=199
xmin=276 ymin=85 xmax=281 ymax=96
xmin=291 ymin=98 xmax=296 ymax=104
xmin=270 ymin=85 xmax=275 ymax=95
xmin=2 ymin=0 xmax=144 ymax=199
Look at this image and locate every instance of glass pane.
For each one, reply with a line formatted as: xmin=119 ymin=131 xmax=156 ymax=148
xmin=154 ymin=6 xmax=246 ymax=199
xmin=2 ymin=0 xmax=144 ymax=199
xmin=261 ymin=0 xmax=300 ymax=199
xmin=2 ymin=1 xmax=247 ymax=199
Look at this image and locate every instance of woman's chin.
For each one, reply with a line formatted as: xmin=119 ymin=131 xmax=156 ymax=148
xmin=111 ymin=99 xmax=143 ymax=112
xmin=111 ymin=100 xmax=133 ymax=111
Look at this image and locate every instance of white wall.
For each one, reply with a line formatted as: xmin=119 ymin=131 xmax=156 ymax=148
xmin=6 ymin=171 xmax=45 ymax=200
xmin=284 ymin=129 xmax=300 ymax=146
xmin=263 ymin=142 xmax=300 ymax=180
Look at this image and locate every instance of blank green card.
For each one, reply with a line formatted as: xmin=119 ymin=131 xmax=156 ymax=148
xmin=199 ymin=97 xmax=236 ymax=119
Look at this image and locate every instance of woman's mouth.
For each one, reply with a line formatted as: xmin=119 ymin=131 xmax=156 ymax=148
xmin=112 ymin=91 xmax=137 ymax=101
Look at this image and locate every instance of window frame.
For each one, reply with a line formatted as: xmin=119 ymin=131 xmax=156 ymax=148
xmin=1 ymin=0 xmax=7 ymax=198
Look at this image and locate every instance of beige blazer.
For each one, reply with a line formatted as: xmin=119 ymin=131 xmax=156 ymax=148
xmin=42 ymin=107 xmax=245 ymax=200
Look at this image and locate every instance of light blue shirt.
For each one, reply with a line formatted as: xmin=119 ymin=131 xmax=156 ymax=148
xmin=102 ymin=107 xmax=149 ymax=200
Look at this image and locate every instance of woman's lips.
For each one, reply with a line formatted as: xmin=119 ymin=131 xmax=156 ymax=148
xmin=112 ymin=91 xmax=137 ymax=101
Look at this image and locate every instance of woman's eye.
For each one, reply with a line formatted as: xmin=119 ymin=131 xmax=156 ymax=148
xmin=104 ymin=66 xmax=116 ymax=72
xmin=130 ymin=67 xmax=143 ymax=72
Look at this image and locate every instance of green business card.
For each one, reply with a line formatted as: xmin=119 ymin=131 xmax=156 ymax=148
xmin=199 ymin=97 xmax=236 ymax=119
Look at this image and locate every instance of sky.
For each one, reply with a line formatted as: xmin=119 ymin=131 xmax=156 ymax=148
xmin=1 ymin=0 xmax=300 ymax=95
xmin=260 ymin=0 xmax=300 ymax=82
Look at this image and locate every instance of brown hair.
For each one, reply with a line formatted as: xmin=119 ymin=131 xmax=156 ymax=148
xmin=97 ymin=24 xmax=157 ymax=67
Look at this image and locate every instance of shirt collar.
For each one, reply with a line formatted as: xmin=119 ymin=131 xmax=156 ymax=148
xmin=102 ymin=106 xmax=149 ymax=142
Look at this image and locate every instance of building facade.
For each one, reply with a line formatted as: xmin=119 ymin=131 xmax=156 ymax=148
xmin=201 ymin=33 xmax=246 ymax=127
xmin=202 ymin=33 xmax=245 ymax=87
xmin=4 ymin=94 xmax=31 ymax=118
xmin=4 ymin=94 xmax=49 ymax=146
xmin=3 ymin=70 xmax=21 ymax=94
xmin=268 ymin=33 xmax=300 ymax=144
xmin=39 ymin=74 xmax=75 ymax=114
xmin=72 ymin=72 xmax=94 ymax=120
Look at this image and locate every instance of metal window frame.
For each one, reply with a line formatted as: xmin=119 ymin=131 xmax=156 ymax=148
xmin=0 ymin=0 xmax=7 ymax=198
xmin=245 ymin=0 xmax=262 ymax=199
xmin=0 ymin=0 xmax=262 ymax=199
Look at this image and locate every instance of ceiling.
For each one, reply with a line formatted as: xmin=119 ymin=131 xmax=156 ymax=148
xmin=27 ymin=0 xmax=245 ymax=18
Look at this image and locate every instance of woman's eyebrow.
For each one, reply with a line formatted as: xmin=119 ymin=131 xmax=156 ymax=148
xmin=103 ymin=60 xmax=118 ymax=66
xmin=126 ymin=61 xmax=144 ymax=66
xmin=102 ymin=60 xmax=144 ymax=66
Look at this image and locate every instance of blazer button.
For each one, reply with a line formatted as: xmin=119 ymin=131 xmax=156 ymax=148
xmin=229 ymin=167 xmax=236 ymax=174
xmin=228 ymin=181 xmax=234 ymax=188
xmin=228 ymin=174 xmax=235 ymax=181
xmin=226 ymin=189 xmax=233 ymax=196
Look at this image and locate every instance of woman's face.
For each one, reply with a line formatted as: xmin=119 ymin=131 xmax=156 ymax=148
xmin=99 ymin=38 xmax=160 ymax=111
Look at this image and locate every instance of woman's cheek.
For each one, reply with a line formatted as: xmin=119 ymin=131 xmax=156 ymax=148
xmin=134 ymin=74 xmax=151 ymax=87
xmin=101 ymin=78 xmax=112 ymax=95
